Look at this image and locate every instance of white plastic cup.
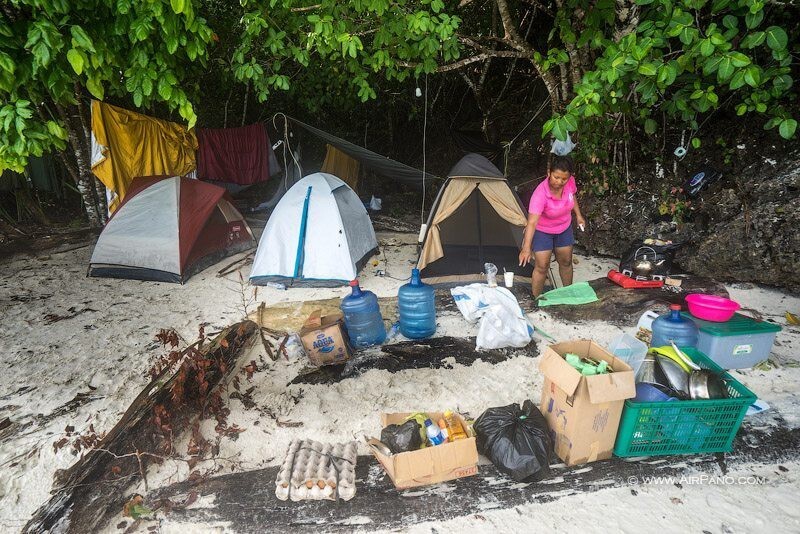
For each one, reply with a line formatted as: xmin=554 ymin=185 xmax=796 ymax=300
xmin=504 ymin=271 xmax=514 ymax=288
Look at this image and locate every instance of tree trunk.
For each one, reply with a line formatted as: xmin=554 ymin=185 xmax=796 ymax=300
xmin=54 ymin=102 xmax=103 ymax=227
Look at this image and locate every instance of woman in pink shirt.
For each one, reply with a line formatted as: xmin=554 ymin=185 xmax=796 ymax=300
xmin=518 ymin=155 xmax=586 ymax=297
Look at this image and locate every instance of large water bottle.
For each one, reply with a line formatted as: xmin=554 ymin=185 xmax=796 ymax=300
xmin=398 ymin=268 xmax=436 ymax=339
xmin=651 ymin=304 xmax=699 ymax=348
xmin=341 ymin=280 xmax=386 ymax=349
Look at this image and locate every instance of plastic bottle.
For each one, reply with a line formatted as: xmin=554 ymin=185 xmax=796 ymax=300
xmin=443 ymin=410 xmax=468 ymax=441
xmin=397 ymin=268 xmax=436 ymax=339
xmin=340 ymin=279 xmax=386 ymax=349
xmin=651 ymin=304 xmax=699 ymax=348
xmin=437 ymin=419 xmax=449 ymax=443
xmin=424 ymin=418 xmax=445 ymax=446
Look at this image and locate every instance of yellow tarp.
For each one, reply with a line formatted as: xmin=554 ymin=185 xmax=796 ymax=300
xmin=91 ymin=100 xmax=198 ymax=213
xmin=320 ymin=144 xmax=359 ymax=192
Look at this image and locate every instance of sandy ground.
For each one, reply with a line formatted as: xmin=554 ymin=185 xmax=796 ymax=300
xmin=1 ymin=230 xmax=799 ymax=533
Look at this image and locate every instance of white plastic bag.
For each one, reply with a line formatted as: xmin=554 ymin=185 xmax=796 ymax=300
xmin=551 ymin=132 xmax=576 ymax=156
xmin=450 ymin=284 xmax=533 ymax=349
xmin=477 ymin=304 xmax=533 ymax=350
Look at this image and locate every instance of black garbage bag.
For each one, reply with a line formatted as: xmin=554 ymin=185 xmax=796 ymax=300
xmin=473 ymin=400 xmax=553 ymax=482
xmin=381 ymin=420 xmax=422 ymax=454
xmin=619 ymin=239 xmax=680 ymax=279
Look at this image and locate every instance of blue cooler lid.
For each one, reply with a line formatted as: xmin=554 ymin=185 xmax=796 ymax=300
xmin=681 ymin=312 xmax=782 ymax=337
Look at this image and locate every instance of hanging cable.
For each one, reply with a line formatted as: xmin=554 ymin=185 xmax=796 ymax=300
xmin=502 ymin=96 xmax=551 ymax=175
xmin=420 ymin=73 xmax=428 ymax=224
xmin=272 ymin=112 xmax=302 ymax=191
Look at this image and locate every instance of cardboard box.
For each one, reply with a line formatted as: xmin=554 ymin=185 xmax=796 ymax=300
xmin=539 ymin=340 xmax=635 ymax=466
xmin=298 ymin=310 xmax=351 ymax=366
xmin=370 ymin=412 xmax=479 ymax=489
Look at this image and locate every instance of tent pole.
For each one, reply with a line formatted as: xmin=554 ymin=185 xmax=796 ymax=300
xmin=474 ymin=184 xmax=483 ymax=267
xmin=293 ymin=186 xmax=312 ymax=279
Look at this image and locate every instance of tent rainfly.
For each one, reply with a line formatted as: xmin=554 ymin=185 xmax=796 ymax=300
xmin=89 ymin=176 xmax=254 ymax=283
xmin=417 ymin=153 xmax=533 ymax=285
xmin=250 ymin=172 xmax=378 ymax=287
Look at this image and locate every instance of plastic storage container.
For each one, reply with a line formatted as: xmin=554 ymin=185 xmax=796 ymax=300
xmin=608 ymin=334 xmax=648 ymax=376
xmin=341 ymin=280 xmax=386 ymax=349
xmin=682 ymin=312 xmax=781 ymax=369
xmin=651 ymin=304 xmax=698 ymax=348
xmin=613 ymin=348 xmax=756 ymax=457
xmin=397 ymin=268 xmax=436 ymax=339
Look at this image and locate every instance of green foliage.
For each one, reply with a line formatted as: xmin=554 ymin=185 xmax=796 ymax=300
xmin=0 ymin=1 xmax=214 ymax=173
xmin=229 ymin=0 xmax=461 ymax=110
xmin=545 ymin=0 xmax=795 ymax=146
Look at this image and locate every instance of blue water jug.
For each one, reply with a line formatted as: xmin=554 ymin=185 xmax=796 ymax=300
xmin=398 ymin=268 xmax=436 ymax=339
xmin=651 ymin=304 xmax=699 ymax=348
xmin=341 ymin=279 xmax=386 ymax=349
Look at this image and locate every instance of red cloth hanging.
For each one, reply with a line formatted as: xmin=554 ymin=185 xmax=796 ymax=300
xmin=197 ymin=123 xmax=271 ymax=185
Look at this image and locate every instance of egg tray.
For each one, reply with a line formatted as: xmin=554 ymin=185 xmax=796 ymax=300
xmin=275 ymin=439 xmax=358 ymax=501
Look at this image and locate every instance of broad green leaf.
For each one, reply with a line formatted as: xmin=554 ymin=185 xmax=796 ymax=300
xmin=552 ymin=118 xmax=567 ymax=141
xmin=741 ymin=31 xmax=765 ymax=48
xmin=637 ymin=63 xmax=657 ymax=76
xmin=773 ymin=74 xmax=792 ymax=91
xmin=745 ymin=11 xmax=763 ymax=29
xmin=779 ymin=118 xmax=796 ymax=139
xmin=756 ymin=102 xmax=767 ymax=112
xmin=70 ymin=26 xmax=95 ymax=52
xmin=166 ymin=36 xmax=179 ymax=54
xmin=765 ymin=26 xmax=788 ymax=51
xmin=703 ymin=56 xmax=723 ymax=75
xmin=86 ymin=77 xmax=104 ymax=99
xmin=722 ymin=15 xmax=737 ymax=30
xmin=743 ymin=66 xmax=761 ymax=87
xmin=67 ymin=48 xmax=84 ymax=74
xmin=729 ymin=52 xmax=750 ymax=67
xmin=716 ymin=57 xmax=734 ymax=81
xmin=700 ymin=39 xmax=714 ymax=57
xmin=711 ymin=0 xmax=731 ymax=11
xmin=0 ymin=51 xmax=14 ymax=74
xmin=645 ymin=118 xmax=658 ymax=134
xmin=691 ymin=137 xmax=701 ymax=148
xmin=542 ymin=118 xmax=555 ymax=137
xmin=170 ymin=0 xmax=186 ymax=15
xmin=729 ymin=70 xmax=746 ymax=90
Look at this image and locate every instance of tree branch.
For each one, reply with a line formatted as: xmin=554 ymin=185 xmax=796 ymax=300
xmin=290 ymin=3 xmax=321 ymax=12
xmin=520 ymin=0 xmax=555 ymax=18
xmin=495 ymin=0 xmax=536 ymax=54
xmin=397 ymin=50 xmax=528 ymax=73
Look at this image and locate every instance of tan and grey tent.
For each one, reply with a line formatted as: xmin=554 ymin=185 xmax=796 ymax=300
xmin=417 ymin=153 xmax=532 ymax=285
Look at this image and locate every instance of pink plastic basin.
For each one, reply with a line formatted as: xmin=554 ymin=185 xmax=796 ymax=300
xmin=685 ymin=293 xmax=740 ymax=322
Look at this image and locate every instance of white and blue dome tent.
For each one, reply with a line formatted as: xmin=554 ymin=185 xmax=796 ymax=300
xmin=250 ymin=172 xmax=378 ymax=287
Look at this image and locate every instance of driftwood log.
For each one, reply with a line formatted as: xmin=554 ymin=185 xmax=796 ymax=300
xmin=24 ymin=321 xmax=258 ymax=534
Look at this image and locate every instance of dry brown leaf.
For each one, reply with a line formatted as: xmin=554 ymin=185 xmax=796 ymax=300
xmin=786 ymin=312 xmax=800 ymax=325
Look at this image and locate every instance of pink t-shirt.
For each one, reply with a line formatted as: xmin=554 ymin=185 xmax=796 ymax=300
xmin=528 ymin=176 xmax=577 ymax=234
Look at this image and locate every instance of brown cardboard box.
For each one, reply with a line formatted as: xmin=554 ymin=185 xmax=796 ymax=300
xmin=539 ymin=340 xmax=635 ymax=466
xmin=370 ymin=412 xmax=479 ymax=489
xmin=298 ymin=310 xmax=351 ymax=366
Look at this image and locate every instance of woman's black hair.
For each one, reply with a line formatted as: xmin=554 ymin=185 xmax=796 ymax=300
xmin=550 ymin=155 xmax=574 ymax=174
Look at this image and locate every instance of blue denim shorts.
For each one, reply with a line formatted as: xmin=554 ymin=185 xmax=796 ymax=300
xmin=532 ymin=224 xmax=574 ymax=252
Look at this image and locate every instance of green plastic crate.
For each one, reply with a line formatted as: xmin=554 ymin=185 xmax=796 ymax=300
xmin=613 ymin=348 xmax=756 ymax=457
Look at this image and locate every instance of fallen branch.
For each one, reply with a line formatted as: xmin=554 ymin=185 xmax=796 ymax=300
xmin=216 ymin=251 xmax=255 ymax=277
xmin=24 ymin=321 xmax=258 ymax=534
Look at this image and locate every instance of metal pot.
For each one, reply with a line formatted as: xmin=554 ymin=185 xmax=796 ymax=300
xmin=633 ymin=258 xmax=654 ymax=277
xmin=656 ymin=355 xmax=690 ymax=399
xmin=688 ymin=370 xmax=728 ymax=400
xmin=632 ymin=246 xmax=657 ymax=277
